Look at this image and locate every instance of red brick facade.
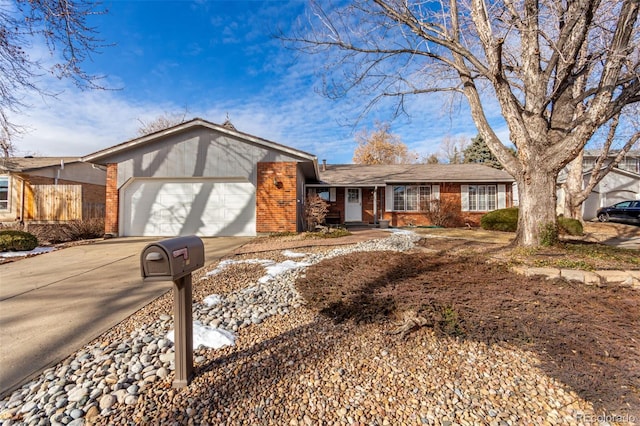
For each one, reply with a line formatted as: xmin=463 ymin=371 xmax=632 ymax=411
xmin=256 ymin=162 xmax=298 ymax=233
xmin=105 ymin=164 xmax=119 ymax=235
xmin=317 ymin=183 xmax=512 ymax=228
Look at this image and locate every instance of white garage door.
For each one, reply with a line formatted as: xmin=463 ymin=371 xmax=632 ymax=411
xmin=121 ymin=179 xmax=256 ymax=237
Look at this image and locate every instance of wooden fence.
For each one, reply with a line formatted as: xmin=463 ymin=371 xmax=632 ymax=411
xmin=29 ymin=184 xmax=101 ymax=221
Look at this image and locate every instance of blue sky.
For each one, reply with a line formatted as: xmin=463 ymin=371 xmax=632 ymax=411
xmin=10 ymin=0 xmax=507 ymax=163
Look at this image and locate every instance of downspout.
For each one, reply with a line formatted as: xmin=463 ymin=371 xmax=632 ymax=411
xmin=55 ymin=159 xmax=64 ymax=185
xmin=373 ymin=186 xmax=378 ymax=225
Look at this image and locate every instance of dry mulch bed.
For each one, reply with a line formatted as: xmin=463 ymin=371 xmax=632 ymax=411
xmin=295 ymin=242 xmax=640 ymax=419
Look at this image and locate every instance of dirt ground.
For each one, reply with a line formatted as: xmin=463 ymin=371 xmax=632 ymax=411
xmin=295 ymin=231 xmax=640 ymax=419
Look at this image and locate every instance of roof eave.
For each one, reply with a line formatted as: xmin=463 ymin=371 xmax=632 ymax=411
xmin=82 ymin=118 xmax=318 ymax=166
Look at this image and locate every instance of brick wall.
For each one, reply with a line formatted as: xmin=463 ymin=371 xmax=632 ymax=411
xmin=105 ymin=164 xmax=119 ymax=235
xmin=382 ymin=183 xmax=467 ymax=227
xmin=256 ymin=162 xmax=298 ymax=233
xmin=382 ymin=183 xmax=511 ymax=227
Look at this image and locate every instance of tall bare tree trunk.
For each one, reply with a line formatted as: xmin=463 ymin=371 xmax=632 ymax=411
xmin=514 ymin=168 xmax=559 ymax=246
xmin=562 ymin=151 xmax=586 ymax=221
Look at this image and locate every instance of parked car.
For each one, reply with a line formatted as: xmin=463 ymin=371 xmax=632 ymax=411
xmin=596 ymin=200 xmax=640 ymax=225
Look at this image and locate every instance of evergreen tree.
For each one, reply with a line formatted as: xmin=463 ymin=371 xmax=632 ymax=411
xmin=463 ymin=135 xmax=503 ymax=169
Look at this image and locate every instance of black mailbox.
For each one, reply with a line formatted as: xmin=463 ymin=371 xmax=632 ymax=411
xmin=141 ymin=236 xmax=205 ymax=281
xmin=140 ymin=235 xmax=205 ymax=388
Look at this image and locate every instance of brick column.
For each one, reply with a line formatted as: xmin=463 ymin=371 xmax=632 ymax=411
xmin=256 ymin=162 xmax=297 ymax=233
xmin=104 ymin=163 xmax=119 ymax=236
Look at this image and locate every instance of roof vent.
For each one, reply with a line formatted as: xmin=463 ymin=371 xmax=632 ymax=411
xmin=222 ymin=113 xmax=236 ymax=131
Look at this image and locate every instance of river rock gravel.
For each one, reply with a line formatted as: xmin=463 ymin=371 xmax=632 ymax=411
xmin=0 ymin=231 xmax=614 ymax=425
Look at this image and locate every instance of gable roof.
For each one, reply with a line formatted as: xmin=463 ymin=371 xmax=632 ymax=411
xmin=1 ymin=157 xmax=82 ymax=173
xmin=82 ymin=117 xmax=318 ymax=165
xmin=557 ymin=166 xmax=640 ymax=184
xmin=312 ymin=164 xmax=515 ymax=187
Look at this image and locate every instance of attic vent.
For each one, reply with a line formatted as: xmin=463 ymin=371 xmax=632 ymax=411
xmin=222 ymin=114 xmax=236 ymax=130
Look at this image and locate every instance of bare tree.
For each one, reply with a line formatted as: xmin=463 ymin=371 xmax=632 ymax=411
xmin=437 ymin=135 xmax=468 ymax=164
xmin=136 ymin=110 xmax=189 ymax=137
xmin=288 ymin=0 xmax=640 ymax=246
xmin=0 ymin=0 xmax=108 ymax=156
xmin=424 ymin=153 xmax=440 ymax=164
xmin=353 ymin=121 xmax=417 ymax=164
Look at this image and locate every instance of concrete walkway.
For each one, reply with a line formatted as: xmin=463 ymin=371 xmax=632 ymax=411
xmin=0 ymin=236 xmax=250 ymax=396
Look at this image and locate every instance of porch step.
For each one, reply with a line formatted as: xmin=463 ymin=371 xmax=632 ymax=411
xmin=344 ymin=221 xmax=372 ymax=229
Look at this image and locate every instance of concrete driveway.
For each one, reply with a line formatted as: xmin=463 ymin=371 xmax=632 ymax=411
xmin=0 ymin=236 xmax=251 ymax=396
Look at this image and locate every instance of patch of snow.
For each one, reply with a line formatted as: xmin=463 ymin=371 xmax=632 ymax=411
xmin=258 ymin=259 xmax=311 ymax=284
xmin=0 ymin=247 xmax=56 ymax=258
xmin=166 ymin=321 xmax=236 ymax=349
xmin=282 ymin=250 xmax=307 ymax=258
xmin=386 ymin=228 xmax=415 ymax=235
xmin=203 ymin=294 xmax=223 ymax=306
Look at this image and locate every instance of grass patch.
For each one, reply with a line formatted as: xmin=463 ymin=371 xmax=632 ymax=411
xmin=561 ymin=242 xmax=640 ymax=266
xmin=509 ymin=241 xmax=639 ymax=271
xmin=533 ymin=259 xmax=595 ymax=271
xmin=306 ymin=228 xmax=351 ymax=239
xmin=268 ymin=231 xmax=298 ymax=238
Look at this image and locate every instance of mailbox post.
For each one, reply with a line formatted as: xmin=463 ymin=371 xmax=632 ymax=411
xmin=140 ymin=236 xmax=205 ymax=388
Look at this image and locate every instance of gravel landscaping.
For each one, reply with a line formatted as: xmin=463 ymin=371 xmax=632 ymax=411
xmin=0 ymin=229 xmax=638 ymax=425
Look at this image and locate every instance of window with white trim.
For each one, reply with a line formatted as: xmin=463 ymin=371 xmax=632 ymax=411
xmin=468 ymin=185 xmax=497 ymax=211
xmin=392 ymin=185 xmax=432 ymax=211
xmin=0 ymin=176 xmax=8 ymax=210
xmin=307 ymin=187 xmax=336 ymax=202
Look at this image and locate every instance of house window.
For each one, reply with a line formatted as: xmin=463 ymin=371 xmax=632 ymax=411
xmin=468 ymin=185 xmax=497 ymax=211
xmin=0 ymin=177 xmax=8 ymax=210
xmin=308 ymin=187 xmax=336 ymax=202
xmin=393 ymin=185 xmax=432 ymax=211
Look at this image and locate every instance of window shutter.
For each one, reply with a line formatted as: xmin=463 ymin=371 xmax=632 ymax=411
xmin=329 ymin=187 xmax=336 ymax=202
xmin=432 ymin=184 xmax=440 ymax=200
xmin=497 ymin=184 xmax=506 ymax=209
xmin=385 ymin=186 xmax=394 ymax=211
xmin=461 ymin=184 xmax=469 ymax=211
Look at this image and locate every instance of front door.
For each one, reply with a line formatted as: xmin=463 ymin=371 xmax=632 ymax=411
xmin=345 ymin=188 xmax=362 ymax=222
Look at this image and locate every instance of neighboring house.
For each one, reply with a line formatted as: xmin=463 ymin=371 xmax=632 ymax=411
xmin=557 ymin=168 xmax=640 ymax=220
xmin=557 ymin=149 xmax=640 ymax=220
xmin=307 ymin=162 xmax=516 ymax=227
xmin=82 ymin=118 xmax=318 ymax=237
xmin=0 ymin=157 xmax=106 ymax=224
xmin=583 ymin=149 xmax=640 ymax=174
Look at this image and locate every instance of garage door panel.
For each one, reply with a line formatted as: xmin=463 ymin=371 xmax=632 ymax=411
xmin=122 ymin=179 xmax=256 ymax=237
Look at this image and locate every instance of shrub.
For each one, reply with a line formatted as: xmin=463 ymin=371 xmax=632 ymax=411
xmin=65 ymin=218 xmax=105 ymax=240
xmin=481 ymin=209 xmax=584 ymax=238
xmin=480 ymin=207 xmax=519 ymax=232
xmin=557 ymin=216 xmax=584 ymax=236
xmin=28 ymin=224 xmax=72 ymax=244
xmin=424 ymin=199 xmax=463 ymax=227
xmin=304 ymin=194 xmax=329 ymax=231
xmin=0 ymin=230 xmax=38 ymax=252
